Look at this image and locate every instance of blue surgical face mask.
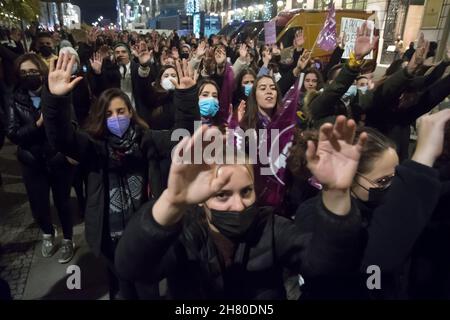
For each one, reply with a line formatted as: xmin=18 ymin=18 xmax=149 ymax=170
xmin=343 ymin=85 xmax=358 ymax=99
xmin=199 ymin=97 xmax=219 ymax=117
xmin=244 ymin=83 xmax=253 ymax=97
xmin=107 ymin=115 xmax=131 ymax=138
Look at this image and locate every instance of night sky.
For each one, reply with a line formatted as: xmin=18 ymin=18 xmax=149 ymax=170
xmin=71 ymin=0 xmax=117 ymax=24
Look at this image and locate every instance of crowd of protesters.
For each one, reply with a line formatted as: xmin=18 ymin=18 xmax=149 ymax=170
xmin=0 ymin=21 xmax=449 ymax=300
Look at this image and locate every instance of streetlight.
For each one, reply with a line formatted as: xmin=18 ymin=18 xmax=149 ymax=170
xmin=258 ymin=4 xmax=264 ymax=10
xmin=146 ymin=7 xmax=150 ymax=12
xmin=277 ymin=1 xmax=284 ymax=7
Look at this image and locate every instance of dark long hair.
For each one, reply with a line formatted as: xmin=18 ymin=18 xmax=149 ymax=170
xmin=301 ymin=68 xmax=324 ymax=92
xmin=197 ymin=79 xmax=224 ymax=129
xmin=233 ymin=68 xmax=256 ymax=106
xmin=13 ymin=53 xmax=49 ymax=86
xmin=84 ymin=88 xmax=148 ymax=139
xmin=240 ymin=75 xmax=282 ymax=130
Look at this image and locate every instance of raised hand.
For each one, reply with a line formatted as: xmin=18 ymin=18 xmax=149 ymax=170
xmin=408 ymin=35 xmax=429 ymax=73
xmin=87 ymin=28 xmax=100 ymax=45
xmin=171 ymin=58 xmax=197 ymax=89
xmin=134 ymin=41 xmax=152 ymax=65
xmin=196 ymin=41 xmax=207 ymax=58
xmin=238 ymin=43 xmax=248 ymax=62
xmin=215 ymin=46 xmax=227 ymax=65
xmin=262 ymin=50 xmax=272 ymax=67
xmin=237 ymin=100 xmax=246 ymax=123
xmin=306 ymin=116 xmax=367 ymax=191
xmin=354 ymin=22 xmax=378 ymax=60
xmin=171 ymin=47 xmax=180 ymax=60
xmin=297 ymin=50 xmax=311 ymax=71
xmin=89 ymin=52 xmax=104 ymax=75
xmin=166 ymin=125 xmax=232 ymax=206
xmin=153 ymin=39 xmax=159 ymax=53
xmin=412 ymin=109 xmax=450 ymax=167
xmin=49 ymin=53 xmax=83 ymax=96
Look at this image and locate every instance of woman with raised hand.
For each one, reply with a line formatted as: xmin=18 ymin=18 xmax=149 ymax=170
xmin=134 ymin=41 xmax=198 ymax=131
xmin=294 ymin=110 xmax=450 ymax=299
xmin=115 ymin=118 xmax=367 ymax=299
xmin=6 ymin=53 xmax=76 ymax=264
xmin=42 ymin=52 xmax=196 ymax=299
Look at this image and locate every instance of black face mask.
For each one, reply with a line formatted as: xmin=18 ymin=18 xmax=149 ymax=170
xmin=209 ymin=204 xmax=258 ymax=241
xmin=20 ymin=75 xmax=43 ymax=91
xmin=180 ymin=52 xmax=189 ymax=60
xmin=364 ymin=186 xmax=390 ymax=209
xmin=39 ymin=45 xmax=54 ymax=58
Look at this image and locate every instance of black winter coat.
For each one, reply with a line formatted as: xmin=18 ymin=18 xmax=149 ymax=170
xmin=308 ymin=64 xmax=358 ymax=129
xmin=296 ymin=160 xmax=442 ymax=299
xmin=7 ymin=88 xmax=67 ymax=168
xmin=115 ymin=199 xmax=363 ymax=299
xmin=90 ymin=58 xmax=140 ymax=101
xmin=42 ymin=85 xmax=198 ymax=256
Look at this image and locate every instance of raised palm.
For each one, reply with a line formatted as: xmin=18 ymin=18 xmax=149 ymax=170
xmin=167 ymin=125 xmax=231 ymax=205
xmin=354 ymin=22 xmax=378 ymax=60
xmin=306 ymin=116 xmax=367 ymax=190
xmin=197 ymin=41 xmax=207 ymax=57
xmin=239 ymin=44 xmax=248 ymax=61
xmin=263 ymin=51 xmax=272 ymax=66
xmin=89 ymin=52 xmax=103 ymax=75
xmin=135 ymin=41 xmax=152 ymax=65
xmin=171 ymin=59 xmax=197 ymax=89
xmin=49 ymin=53 xmax=83 ymax=96
xmin=171 ymin=47 xmax=180 ymax=60
xmin=297 ymin=50 xmax=311 ymax=70
xmin=215 ymin=48 xmax=226 ymax=65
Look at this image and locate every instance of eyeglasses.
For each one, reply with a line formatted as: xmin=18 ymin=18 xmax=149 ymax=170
xmin=356 ymin=172 xmax=395 ymax=190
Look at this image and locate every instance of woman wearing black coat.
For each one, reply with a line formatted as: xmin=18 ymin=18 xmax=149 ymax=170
xmin=294 ymin=110 xmax=450 ymax=299
xmin=42 ymin=52 xmax=198 ymax=299
xmin=114 ymin=118 xmax=367 ymax=299
xmin=6 ymin=53 xmax=76 ymax=264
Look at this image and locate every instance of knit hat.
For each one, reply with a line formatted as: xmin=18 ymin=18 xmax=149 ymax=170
xmin=60 ymin=39 xmax=73 ymax=49
xmin=113 ymin=42 xmax=131 ymax=57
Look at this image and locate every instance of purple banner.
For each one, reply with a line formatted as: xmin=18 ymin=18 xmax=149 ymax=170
xmin=316 ymin=1 xmax=337 ymax=52
xmin=264 ymin=21 xmax=277 ymax=45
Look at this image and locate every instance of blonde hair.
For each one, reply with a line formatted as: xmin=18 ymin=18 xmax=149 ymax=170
xmin=214 ymin=146 xmax=254 ymax=183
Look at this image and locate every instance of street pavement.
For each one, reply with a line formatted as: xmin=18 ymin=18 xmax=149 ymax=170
xmin=0 ymin=140 xmax=109 ymax=300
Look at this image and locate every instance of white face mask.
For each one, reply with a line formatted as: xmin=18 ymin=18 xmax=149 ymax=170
xmin=274 ymin=72 xmax=282 ymax=82
xmin=161 ymin=77 xmax=176 ymax=91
